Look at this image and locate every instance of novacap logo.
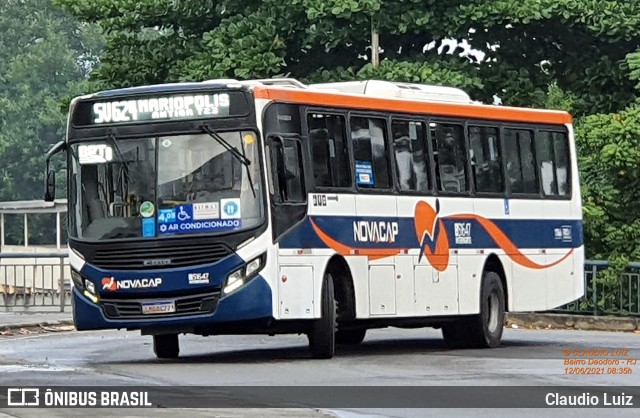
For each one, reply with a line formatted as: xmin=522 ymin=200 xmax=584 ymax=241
xmin=414 ymin=199 xmax=450 ymax=272
xmin=101 ymin=277 xmax=162 ymax=291
xmin=101 ymin=277 xmax=117 ymax=291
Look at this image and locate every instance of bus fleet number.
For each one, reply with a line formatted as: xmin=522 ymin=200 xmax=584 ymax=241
xmin=312 ymin=195 xmax=327 ymax=207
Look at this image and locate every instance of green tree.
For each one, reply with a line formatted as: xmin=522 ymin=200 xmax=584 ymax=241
xmin=576 ymin=106 xmax=640 ymax=261
xmin=0 ymin=0 xmax=103 ymax=244
xmin=56 ymin=0 xmax=640 ymax=116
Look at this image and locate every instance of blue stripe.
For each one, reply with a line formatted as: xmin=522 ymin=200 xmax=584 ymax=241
xmin=279 ymin=216 xmax=583 ymax=250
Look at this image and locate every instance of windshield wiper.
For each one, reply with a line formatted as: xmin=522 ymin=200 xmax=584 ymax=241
xmin=200 ymin=124 xmax=251 ymax=166
xmin=106 ymin=131 xmax=130 ymax=173
xmin=200 ymin=124 xmax=256 ymax=198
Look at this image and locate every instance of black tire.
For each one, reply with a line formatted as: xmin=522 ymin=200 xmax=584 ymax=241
xmin=442 ymin=271 xmax=505 ymax=349
xmin=336 ymin=329 xmax=366 ymax=345
xmin=308 ymin=273 xmax=336 ymax=359
xmin=153 ymin=334 xmax=180 ymax=359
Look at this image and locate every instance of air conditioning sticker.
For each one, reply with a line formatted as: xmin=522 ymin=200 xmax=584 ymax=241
xmin=157 ymin=203 xmax=241 ymax=235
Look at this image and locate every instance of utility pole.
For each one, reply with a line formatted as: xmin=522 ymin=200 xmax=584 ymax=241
xmin=371 ymin=16 xmax=379 ymax=67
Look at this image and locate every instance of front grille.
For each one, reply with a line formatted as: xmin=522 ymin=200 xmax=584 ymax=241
xmin=101 ymin=292 xmax=220 ymax=319
xmin=91 ymin=240 xmax=231 ymax=270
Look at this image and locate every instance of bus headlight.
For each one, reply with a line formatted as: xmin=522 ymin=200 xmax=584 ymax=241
xmin=246 ymin=257 xmax=262 ymax=277
xmin=84 ymin=280 xmax=96 ymax=295
xmin=223 ymin=254 xmax=265 ymax=295
xmin=224 ymin=269 xmax=245 ymax=295
xmin=71 ymin=269 xmax=99 ymax=303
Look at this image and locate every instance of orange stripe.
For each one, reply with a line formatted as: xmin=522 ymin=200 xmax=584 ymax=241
xmin=449 ymin=214 xmax=574 ymax=269
xmin=254 ymin=86 xmax=572 ymax=125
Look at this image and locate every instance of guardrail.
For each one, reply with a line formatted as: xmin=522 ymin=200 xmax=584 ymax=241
xmin=0 ymin=252 xmax=70 ymax=312
xmin=1 ymin=254 xmax=639 ymax=316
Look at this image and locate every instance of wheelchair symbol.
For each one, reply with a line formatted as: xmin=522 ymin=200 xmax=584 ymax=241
xmin=177 ymin=206 xmax=191 ymax=221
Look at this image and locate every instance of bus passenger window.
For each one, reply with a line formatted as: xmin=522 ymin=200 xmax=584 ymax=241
xmin=307 ymin=113 xmax=351 ymax=188
xmin=469 ymin=126 xmax=503 ymax=194
xmin=392 ymin=120 xmax=430 ymax=193
xmin=350 ymin=117 xmax=390 ymax=189
xmin=432 ymin=123 xmax=467 ymax=192
xmin=504 ymin=128 xmax=539 ymax=194
xmin=536 ymin=131 xmax=571 ymax=196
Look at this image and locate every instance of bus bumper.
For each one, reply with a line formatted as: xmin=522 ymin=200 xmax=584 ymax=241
xmin=71 ymin=275 xmax=273 ymax=333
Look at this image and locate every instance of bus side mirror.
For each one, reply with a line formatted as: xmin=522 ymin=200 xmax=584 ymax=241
xmin=44 ymin=140 xmax=65 ymax=202
xmin=44 ymin=170 xmax=56 ymax=202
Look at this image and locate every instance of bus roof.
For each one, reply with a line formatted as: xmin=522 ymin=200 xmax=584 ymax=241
xmin=88 ymin=80 xmax=244 ymax=98
xmin=73 ymin=78 xmax=572 ymax=126
xmin=253 ymin=85 xmax=573 ymax=126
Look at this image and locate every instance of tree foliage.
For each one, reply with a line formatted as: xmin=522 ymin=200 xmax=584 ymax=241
xmin=55 ymin=0 xmax=640 ymax=117
xmin=0 ymin=0 xmax=103 ymax=243
xmin=576 ymin=106 xmax=640 ymax=261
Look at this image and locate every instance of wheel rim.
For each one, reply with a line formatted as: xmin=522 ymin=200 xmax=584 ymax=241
xmin=487 ymin=291 xmax=499 ymax=332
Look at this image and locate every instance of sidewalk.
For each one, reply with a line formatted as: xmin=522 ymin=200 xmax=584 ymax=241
xmin=0 ymin=312 xmax=72 ymax=330
xmin=506 ymin=312 xmax=640 ymax=332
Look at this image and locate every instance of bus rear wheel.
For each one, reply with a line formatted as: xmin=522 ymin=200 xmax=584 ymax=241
xmin=308 ymin=273 xmax=336 ymax=359
xmin=442 ymin=271 xmax=505 ymax=349
xmin=153 ymin=334 xmax=180 ymax=359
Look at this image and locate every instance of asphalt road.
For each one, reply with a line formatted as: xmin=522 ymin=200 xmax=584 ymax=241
xmin=0 ymin=326 xmax=639 ymax=417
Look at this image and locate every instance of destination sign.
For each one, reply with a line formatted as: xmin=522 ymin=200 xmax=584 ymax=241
xmin=72 ymin=91 xmax=249 ymax=126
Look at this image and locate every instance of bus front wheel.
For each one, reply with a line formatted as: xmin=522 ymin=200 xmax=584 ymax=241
xmin=442 ymin=271 xmax=505 ymax=349
xmin=153 ymin=334 xmax=180 ymax=359
xmin=308 ymin=273 xmax=336 ymax=359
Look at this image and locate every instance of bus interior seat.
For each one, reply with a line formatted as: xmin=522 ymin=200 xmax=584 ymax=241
xmin=440 ymin=164 xmax=462 ymax=192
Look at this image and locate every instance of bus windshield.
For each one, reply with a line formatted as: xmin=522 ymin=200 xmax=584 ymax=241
xmin=68 ymin=131 xmax=264 ymax=240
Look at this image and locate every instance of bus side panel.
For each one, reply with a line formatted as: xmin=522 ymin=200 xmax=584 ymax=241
xmin=437 ymin=197 xmax=473 ymax=316
xmin=277 ymin=262 xmax=315 ymax=319
xmin=507 ymin=199 xmax=548 ymax=312
xmin=460 ymin=199 xmax=513 ymax=315
xmin=544 ymin=199 xmax=579 ymax=310
xmin=573 ymin=245 xmax=586 ymax=302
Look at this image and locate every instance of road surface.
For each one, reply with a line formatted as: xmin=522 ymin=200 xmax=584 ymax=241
xmin=0 ymin=326 xmax=639 ymax=417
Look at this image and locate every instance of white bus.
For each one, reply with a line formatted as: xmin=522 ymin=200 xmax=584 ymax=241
xmin=45 ymin=78 xmax=583 ymax=359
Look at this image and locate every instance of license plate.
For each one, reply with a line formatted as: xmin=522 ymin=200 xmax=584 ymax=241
xmin=142 ymin=301 xmax=176 ymax=315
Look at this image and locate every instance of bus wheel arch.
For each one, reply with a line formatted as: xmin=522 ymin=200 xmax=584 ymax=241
xmin=483 ymin=254 xmax=508 ymax=312
xmin=325 ymin=255 xmax=365 ymax=345
xmin=442 ymin=255 xmax=507 ymax=349
xmin=325 ymin=255 xmax=356 ymax=322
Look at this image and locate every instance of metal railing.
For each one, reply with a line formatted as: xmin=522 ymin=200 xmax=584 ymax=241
xmin=553 ymin=260 xmax=640 ymax=317
xmin=1 ymin=253 xmax=639 ymax=316
xmin=0 ymin=252 xmax=70 ymax=312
